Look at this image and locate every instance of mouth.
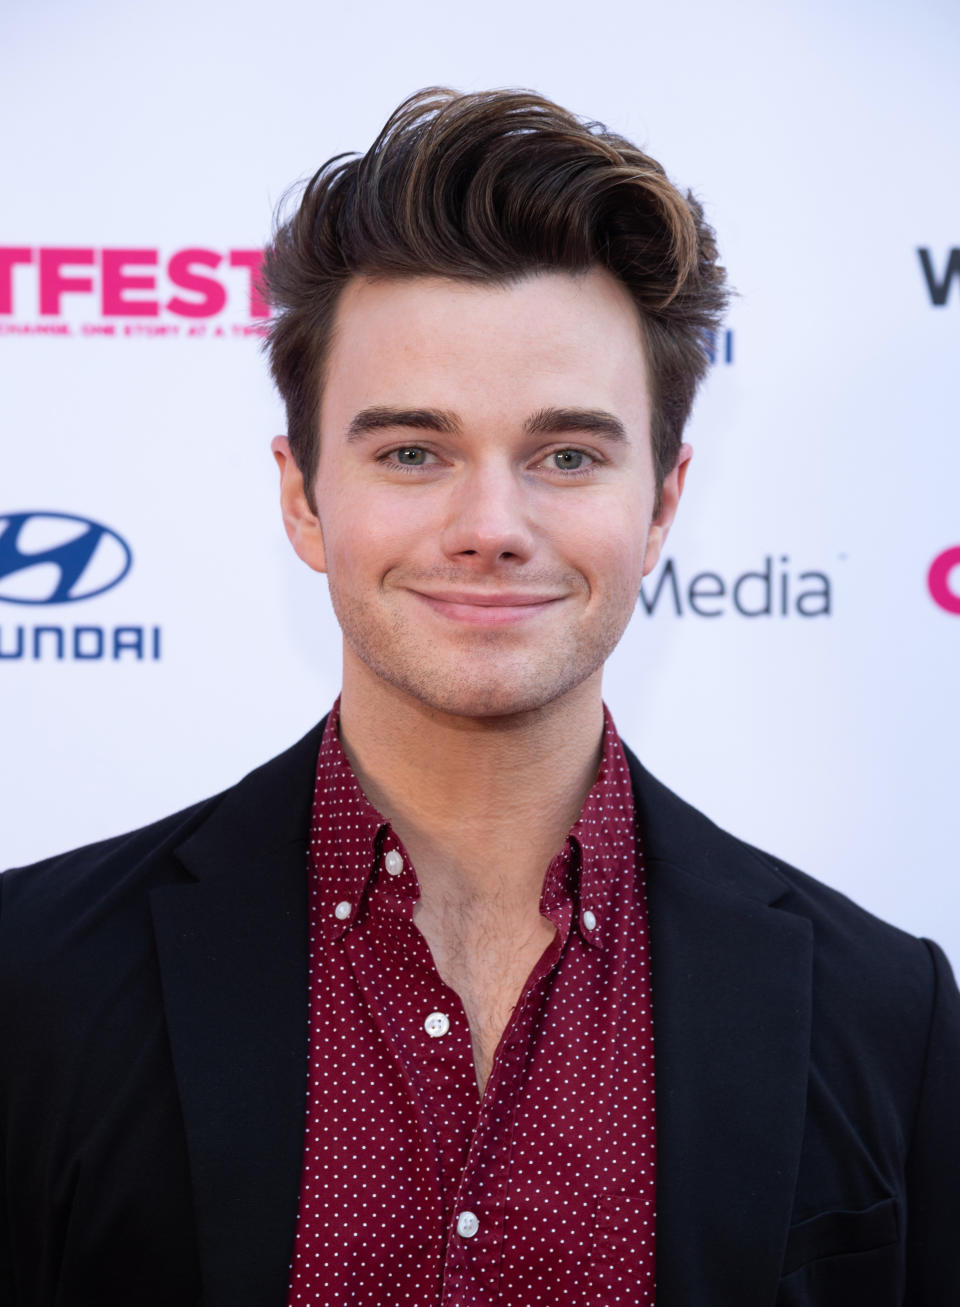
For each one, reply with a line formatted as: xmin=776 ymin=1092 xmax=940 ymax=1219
xmin=409 ymin=589 xmax=566 ymax=627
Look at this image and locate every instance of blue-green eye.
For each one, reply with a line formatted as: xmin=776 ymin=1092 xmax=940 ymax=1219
xmin=551 ymin=449 xmax=589 ymax=470
xmin=395 ymin=447 xmax=428 ymax=465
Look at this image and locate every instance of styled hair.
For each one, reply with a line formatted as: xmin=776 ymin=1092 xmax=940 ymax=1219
xmin=264 ymin=87 xmax=729 ymax=506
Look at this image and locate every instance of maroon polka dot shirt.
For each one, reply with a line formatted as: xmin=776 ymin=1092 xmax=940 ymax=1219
xmin=286 ymin=699 xmax=656 ymax=1305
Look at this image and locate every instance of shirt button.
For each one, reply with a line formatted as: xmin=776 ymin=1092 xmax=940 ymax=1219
xmin=334 ymin=901 xmax=353 ymax=920
xmin=456 ymin=1210 xmax=480 ymax=1238
xmin=384 ymin=850 xmax=403 ymax=876
xmin=582 ymin=909 xmax=597 ymax=931
xmin=424 ymin=1011 xmax=450 ymax=1038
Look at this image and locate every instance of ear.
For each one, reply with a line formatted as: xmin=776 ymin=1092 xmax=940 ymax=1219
xmin=271 ymin=435 xmax=327 ymax=574
xmin=642 ymin=443 xmax=692 ymax=577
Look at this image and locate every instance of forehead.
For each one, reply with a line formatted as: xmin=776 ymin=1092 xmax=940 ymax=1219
xmin=320 ymin=268 xmax=651 ymax=430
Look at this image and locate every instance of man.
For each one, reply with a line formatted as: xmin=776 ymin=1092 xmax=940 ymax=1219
xmin=1 ymin=88 xmax=958 ymax=1307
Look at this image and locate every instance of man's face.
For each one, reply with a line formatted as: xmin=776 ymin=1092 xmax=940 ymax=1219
xmin=275 ymin=267 xmax=689 ymax=719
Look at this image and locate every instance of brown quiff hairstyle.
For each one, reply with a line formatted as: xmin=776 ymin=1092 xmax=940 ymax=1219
xmin=264 ymin=87 xmax=729 ymax=507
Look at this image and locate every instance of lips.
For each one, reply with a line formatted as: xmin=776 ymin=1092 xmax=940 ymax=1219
xmin=410 ymin=588 xmax=564 ymax=626
xmin=416 ymin=590 xmax=561 ymax=606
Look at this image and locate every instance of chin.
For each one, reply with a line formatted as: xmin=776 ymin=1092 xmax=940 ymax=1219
xmin=368 ymin=656 xmax=601 ymax=721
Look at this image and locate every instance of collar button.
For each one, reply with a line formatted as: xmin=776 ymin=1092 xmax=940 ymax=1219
xmin=384 ymin=850 xmax=403 ymax=876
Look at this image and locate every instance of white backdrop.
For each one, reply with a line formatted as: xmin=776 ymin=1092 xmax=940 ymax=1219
xmin=2 ymin=0 xmax=958 ymax=968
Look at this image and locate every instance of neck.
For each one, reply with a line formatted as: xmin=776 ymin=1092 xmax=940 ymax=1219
xmin=337 ymin=654 xmax=605 ymax=905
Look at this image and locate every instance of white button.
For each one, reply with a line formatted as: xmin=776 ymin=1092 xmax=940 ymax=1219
xmin=582 ymin=909 xmax=597 ymax=931
xmin=334 ymin=901 xmax=352 ymax=920
xmin=384 ymin=850 xmax=403 ymax=876
xmin=456 ymin=1210 xmax=479 ymax=1238
xmin=424 ymin=1012 xmax=450 ymax=1038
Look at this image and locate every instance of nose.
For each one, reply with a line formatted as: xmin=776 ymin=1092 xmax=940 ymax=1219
xmin=440 ymin=461 xmax=536 ymax=566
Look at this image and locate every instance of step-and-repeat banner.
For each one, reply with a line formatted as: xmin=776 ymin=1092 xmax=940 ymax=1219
xmin=2 ymin=0 xmax=957 ymax=966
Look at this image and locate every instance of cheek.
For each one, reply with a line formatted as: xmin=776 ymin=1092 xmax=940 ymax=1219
xmin=321 ymin=496 xmax=430 ymax=580
xmin=576 ymin=508 xmax=649 ymax=591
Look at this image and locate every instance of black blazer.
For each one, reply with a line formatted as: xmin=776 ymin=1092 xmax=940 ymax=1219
xmin=1 ymin=721 xmax=958 ymax=1306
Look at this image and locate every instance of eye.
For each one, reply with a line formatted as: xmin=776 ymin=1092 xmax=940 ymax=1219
xmin=378 ymin=445 xmax=439 ymax=472
xmin=394 ymin=446 xmax=429 ymax=466
xmin=546 ymin=448 xmax=595 ymax=472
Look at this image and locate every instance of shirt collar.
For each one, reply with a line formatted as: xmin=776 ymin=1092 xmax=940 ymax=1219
xmin=566 ymin=703 xmax=641 ymax=949
xmin=308 ymin=697 xmax=390 ymax=942
xmin=309 ymin=698 xmax=640 ymax=949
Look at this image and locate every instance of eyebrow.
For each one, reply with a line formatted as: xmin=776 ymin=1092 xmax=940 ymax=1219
xmin=344 ymin=405 xmax=628 ymax=443
xmin=345 ymin=407 xmax=459 ymax=441
xmin=525 ymin=407 xmax=627 ymax=443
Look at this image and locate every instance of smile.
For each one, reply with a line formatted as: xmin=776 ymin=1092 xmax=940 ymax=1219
xmin=410 ymin=589 xmax=565 ymax=627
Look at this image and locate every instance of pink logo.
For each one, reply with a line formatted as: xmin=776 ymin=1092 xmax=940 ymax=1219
xmin=0 ymin=246 xmax=267 ymax=325
xmin=928 ymin=546 xmax=960 ymax=615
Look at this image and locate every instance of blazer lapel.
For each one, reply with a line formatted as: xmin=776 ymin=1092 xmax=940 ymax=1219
xmin=626 ymin=749 xmax=813 ymax=1307
xmin=150 ymin=721 xmax=325 ymax=1307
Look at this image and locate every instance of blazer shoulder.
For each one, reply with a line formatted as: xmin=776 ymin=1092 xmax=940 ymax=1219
xmin=1 ymin=717 xmax=327 ymax=923
xmin=1 ymin=792 xmax=222 ymax=922
xmin=621 ymin=739 xmax=942 ymax=982
xmin=621 ymin=742 xmax=957 ymax=1128
xmin=736 ymin=836 xmax=944 ymax=1017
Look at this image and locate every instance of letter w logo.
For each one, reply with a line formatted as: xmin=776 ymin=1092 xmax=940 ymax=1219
xmin=917 ymin=248 xmax=960 ymax=307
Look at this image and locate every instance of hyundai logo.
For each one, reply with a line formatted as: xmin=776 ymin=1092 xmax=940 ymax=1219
xmin=0 ymin=512 xmax=133 ymax=605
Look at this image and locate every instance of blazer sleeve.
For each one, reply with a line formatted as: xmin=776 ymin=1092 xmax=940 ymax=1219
xmin=0 ymin=875 xmax=16 ymax=1305
xmin=0 ymin=1181 xmax=12 ymax=1306
xmin=904 ymin=938 xmax=960 ymax=1305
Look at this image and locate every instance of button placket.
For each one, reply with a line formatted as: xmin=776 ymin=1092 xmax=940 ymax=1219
xmin=456 ymin=1210 xmax=480 ymax=1239
xmin=424 ymin=1011 xmax=450 ymax=1038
